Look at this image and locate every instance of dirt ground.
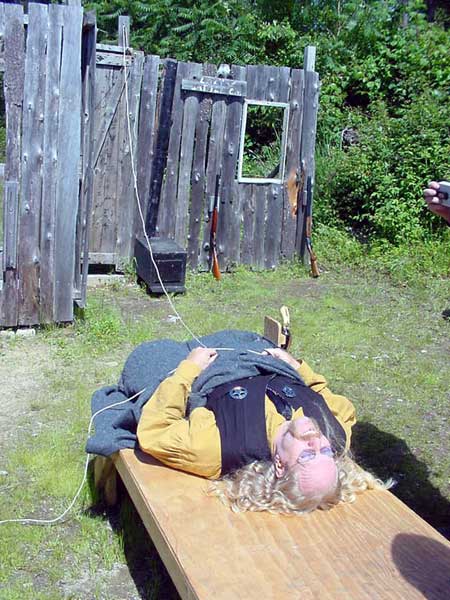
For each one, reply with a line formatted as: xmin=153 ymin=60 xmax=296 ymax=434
xmin=0 ymin=337 xmax=55 ymax=449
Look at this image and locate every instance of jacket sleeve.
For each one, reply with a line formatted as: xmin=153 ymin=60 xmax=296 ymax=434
xmin=297 ymin=359 xmax=356 ymax=448
xmin=137 ymin=360 xmax=222 ymax=479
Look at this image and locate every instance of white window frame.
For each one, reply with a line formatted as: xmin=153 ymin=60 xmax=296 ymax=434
xmin=237 ymin=99 xmax=290 ymax=185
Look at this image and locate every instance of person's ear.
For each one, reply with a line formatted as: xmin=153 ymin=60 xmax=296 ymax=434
xmin=273 ymin=454 xmax=286 ymax=478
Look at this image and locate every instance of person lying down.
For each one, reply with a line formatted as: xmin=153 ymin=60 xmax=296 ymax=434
xmin=136 ymin=340 xmax=390 ymax=515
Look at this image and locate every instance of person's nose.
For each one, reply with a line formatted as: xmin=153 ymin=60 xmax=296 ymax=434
xmin=307 ymin=437 xmax=320 ymax=450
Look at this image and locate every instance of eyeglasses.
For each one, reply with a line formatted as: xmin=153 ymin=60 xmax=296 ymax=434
xmin=297 ymin=447 xmax=335 ymax=464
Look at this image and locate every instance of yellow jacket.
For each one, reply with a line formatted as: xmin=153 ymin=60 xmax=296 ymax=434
xmin=137 ymin=359 xmax=356 ymax=479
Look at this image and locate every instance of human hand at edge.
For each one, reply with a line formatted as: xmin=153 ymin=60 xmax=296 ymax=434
xmin=186 ymin=347 xmax=218 ymax=371
xmin=423 ymin=181 xmax=450 ymax=224
xmin=264 ymin=347 xmax=301 ymax=370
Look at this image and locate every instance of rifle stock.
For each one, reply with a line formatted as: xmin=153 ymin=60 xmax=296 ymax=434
xmin=210 ymin=173 xmax=221 ymax=280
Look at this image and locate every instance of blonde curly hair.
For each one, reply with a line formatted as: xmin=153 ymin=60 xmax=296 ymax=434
xmin=208 ymin=453 xmax=393 ymax=515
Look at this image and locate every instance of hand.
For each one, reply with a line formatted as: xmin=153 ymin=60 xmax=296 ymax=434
xmin=264 ymin=347 xmax=300 ymax=370
xmin=186 ymin=347 xmax=218 ymax=371
xmin=423 ymin=181 xmax=450 ymax=224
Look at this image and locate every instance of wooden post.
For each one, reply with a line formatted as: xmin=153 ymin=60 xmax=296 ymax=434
xmin=94 ymin=456 xmax=118 ymax=506
xmin=297 ymin=46 xmax=319 ymax=263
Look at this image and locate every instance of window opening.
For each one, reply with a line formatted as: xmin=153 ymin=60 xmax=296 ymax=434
xmin=237 ymin=100 xmax=289 ymax=184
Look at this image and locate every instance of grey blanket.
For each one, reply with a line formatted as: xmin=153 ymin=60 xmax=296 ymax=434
xmin=86 ymin=330 xmax=306 ymax=456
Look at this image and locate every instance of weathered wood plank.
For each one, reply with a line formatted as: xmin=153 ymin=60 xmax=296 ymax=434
xmin=135 ymin=54 xmax=160 ymax=241
xmin=79 ymin=14 xmax=97 ymax=307
xmin=186 ymin=63 xmax=216 ymax=269
xmin=54 ymin=4 xmax=83 ymax=322
xmin=118 ymin=15 xmax=130 ymax=47
xmin=181 ymin=76 xmax=247 ymax=98
xmin=199 ymin=66 xmax=229 ymax=269
xmin=116 ymin=51 xmax=144 ymax=263
xmin=90 ymin=64 xmax=114 ymax=256
xmin=40 ymin=5 xmax=64 ymax=323
xmin=3 ymin=181 xmax=19 ymax=270
xmin=159 ymin=61 xmax=190 ymax=239
xmin=174 ymin=61 xmax=202 ymax=246
xmin=92 ymin=69 xmax=129 ymax=169
xmin=0 ymin=3 xmax=25 ymax=327
xmin=264 ymin=184 xmax=283 ymax=269
xmin=217 ymin=64 xmax=246 ymax=269
xmin=281 ymin=68 xmax=304 ymax=259
xmin=241 ymin=64 xmax=269 ymax=267
xmin=18 ymin=2 xmax=48 ymax=325
xmin=241 ymin=184 xmax=256 ymax=265
xmin=297 ymin=66 xmax=319 ymax=259
xmin=96 ymin=52 xmax=131 ymax=67
xmin=145 ymin=58 xmax=177 ymax=237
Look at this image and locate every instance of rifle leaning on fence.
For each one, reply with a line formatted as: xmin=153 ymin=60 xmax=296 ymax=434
xmin=208 ymin=173 xmax=221 ymax=280
xmin=304 ymin=174 xmax=320 ymax=278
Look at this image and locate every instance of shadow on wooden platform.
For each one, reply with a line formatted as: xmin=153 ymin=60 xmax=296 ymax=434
xmin=352 ymin=421 xmax=450 ymax=538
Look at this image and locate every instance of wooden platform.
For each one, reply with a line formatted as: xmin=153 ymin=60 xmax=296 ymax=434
xmin=96 ymin=449 xmax=450 ymax=599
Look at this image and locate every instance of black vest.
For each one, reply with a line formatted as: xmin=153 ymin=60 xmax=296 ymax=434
xmin=205 ymin=374 xmax=347 ymax=476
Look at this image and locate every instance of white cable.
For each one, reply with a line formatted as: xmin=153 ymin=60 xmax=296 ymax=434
xmin=121 ymin=28 xmax=206 ymax=347
xmin=0 ymin=389 xmax=146 ymax=526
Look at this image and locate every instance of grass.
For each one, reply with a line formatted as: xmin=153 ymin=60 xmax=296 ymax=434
xmin=0 ymin=239 xmax=449 ymax=598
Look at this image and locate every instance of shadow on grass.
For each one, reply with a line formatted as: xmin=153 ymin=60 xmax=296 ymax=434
xmin=352 ymin=421 xmax=450 ymax=539
xmin=86 ymin=463 xmax=180 ymax=600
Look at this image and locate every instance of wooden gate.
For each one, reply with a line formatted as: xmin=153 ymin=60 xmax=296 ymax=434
xmin=136 ymin=50 xmax=319 ymax=271
xmin=0 ymin=3 xmax=95 ymax=327
xmin=88 ymin=17 xmax=144 ymax=271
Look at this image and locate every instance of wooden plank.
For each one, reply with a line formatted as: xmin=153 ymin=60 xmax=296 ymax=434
xmin=40 ymin=4 xmax=64 ymax=324
xmin=297 ymin=68 xmax=319 ymax=258
xmin=116 ymin=51 xmax=144 ymax=264
xmin=181 ymin=76 xmax=247 ymax=98
xmin=87 ymin=252 xmax=116 ymax=264
xmin=241 ymin=184 xmax=256 ymax=265
xmin=186 ymin=63 xmax=216 ymax=269
xmin=79 ymin=14 xmax=97 ymax=308
xmin=96 ymin=52 xmax=132 ymax=67
xmin=264 ymin=184 xmax=283 ymax=269
xmin=92 ymin=69 xmax=129 ymax=169
xmin=90 ymin=63 xmax=114 ymax=255
xmin=216 ymin=64 xmax=246 ymax=269
xmin=144 ymin=58 xmax=178 ymax=237
xmin=116 ymin=449 xmax=450 ymax=600
xmin=0 ymin=3 xmax=25 ymax=327
xmin=159 ymin=61 xmax=190 ymax=239
xmin=3 ymin=181 xmax=19 ymax=270
xmin=174 ymin=62 xmax=203 ymax=246
xmin=199 ymin=65 xmax=228 ymax=269
xmin=96 ymin=43 xmax=128 ymax=54
xmin=54 ymin=4 xmax=83 ymax=322
xmin=281 ymin=68 xmax=304 ymax=259
xmin=118 ymin=15 xmax=130 ymax=47
xmin=242 ymin=65 xmax=269 ymax=267
xmin=135 ymin=54 xmax=160 ymax=241
xmin=17 ymin=2 xmax=48 ymax=326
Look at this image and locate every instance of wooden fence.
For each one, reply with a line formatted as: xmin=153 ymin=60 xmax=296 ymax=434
xmin=0 ymin=7 xmax=319 ymax=327
xmin=88 ymin=28 xmax=320 ymax=273
xmin=0 ymin=2 xmax=95 ymax=328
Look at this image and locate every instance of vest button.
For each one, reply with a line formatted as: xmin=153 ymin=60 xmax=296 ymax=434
xmin=282 ymin=385 xmax=296 ymax=398
xmin=229 ymin=386 xmax=248 ymax=400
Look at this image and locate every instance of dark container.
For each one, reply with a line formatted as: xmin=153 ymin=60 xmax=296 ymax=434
xmin=134 ymin=237 xmax=187 ymax=293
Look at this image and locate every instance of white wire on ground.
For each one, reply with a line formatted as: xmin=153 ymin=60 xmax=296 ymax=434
xmin=0 ymin=389 xmax=146 ymax=526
